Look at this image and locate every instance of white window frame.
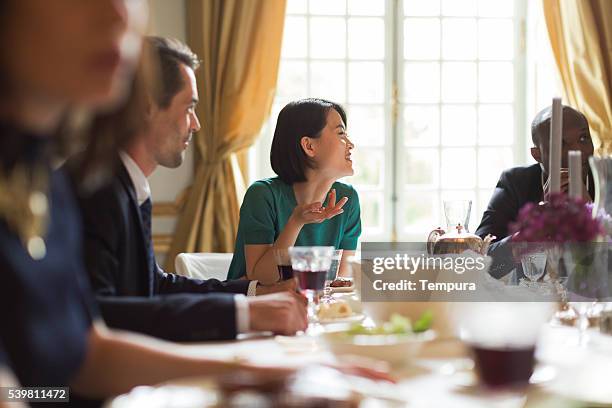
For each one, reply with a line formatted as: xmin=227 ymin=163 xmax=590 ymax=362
xmin=250 ymin=0 xmax=531 ymax=244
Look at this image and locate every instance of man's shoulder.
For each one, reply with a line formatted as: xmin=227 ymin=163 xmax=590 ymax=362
xmin=65 ymin=158 xmax=131 ymax=213
xmin=500 ymin=163 xmax=541 ymax=184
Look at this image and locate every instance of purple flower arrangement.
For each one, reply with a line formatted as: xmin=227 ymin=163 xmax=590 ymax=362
xmin=509 ymin=193 xmax=604 ymax=243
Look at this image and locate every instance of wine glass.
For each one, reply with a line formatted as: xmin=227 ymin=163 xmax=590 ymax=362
xmin=288 ymin=246 xmax=333 ymax=334
xmin=321 ymin=249 xmax=343 ymax=303
xmin=272 ymin=248 xmax=294 ymax=281
xmin=520 ymin=252 xmax=547 ymax=286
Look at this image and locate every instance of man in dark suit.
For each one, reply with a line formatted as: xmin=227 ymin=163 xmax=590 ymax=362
xmin=71 ymin=37 xmax=306 ymax=341
xmin=475 ymin=105 xmax=594 ymax=278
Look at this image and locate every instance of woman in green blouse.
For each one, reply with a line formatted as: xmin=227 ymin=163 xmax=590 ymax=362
xmin=228 ymin=98 xmax=361 ymax=284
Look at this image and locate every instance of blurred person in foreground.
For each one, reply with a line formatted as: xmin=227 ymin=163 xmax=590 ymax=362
xmin=0 ymin=1 xmax=387 ymax=406
xmin=68 ymin=36 xmax=306 ymax=342
xmin=475 ymin=105 xmax=594 ymax=279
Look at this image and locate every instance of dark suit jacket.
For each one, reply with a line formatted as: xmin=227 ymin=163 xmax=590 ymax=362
xmin=69 ymin=157 xmax=250 ymax=341
xmin=475 ymin=163 xmax=594 ymax=278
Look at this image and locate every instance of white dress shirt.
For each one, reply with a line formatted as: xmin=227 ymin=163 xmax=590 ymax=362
xmin=119 ymin=151 xmax=253 ymax=333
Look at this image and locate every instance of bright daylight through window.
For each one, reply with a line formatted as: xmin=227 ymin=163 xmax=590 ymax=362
xmin=250 ymin=0 xmax=558 ymax=243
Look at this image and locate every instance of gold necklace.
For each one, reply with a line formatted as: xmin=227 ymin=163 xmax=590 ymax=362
xmin=0 ymin=163 xmax=49 ymax=259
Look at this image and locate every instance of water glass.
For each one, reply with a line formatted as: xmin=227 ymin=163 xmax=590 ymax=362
xmin=521 ymin=252 xmax=547 ymax=283
xmin=443 ymin=200 xmax=472 ymax=232
xmin=321 ymin=249 xmax=343 ymax=302
xmin=288 ymin=246 xmax=333 ymax=331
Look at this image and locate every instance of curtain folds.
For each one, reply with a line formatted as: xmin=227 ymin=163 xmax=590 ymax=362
xmin=543 ymin=0 xmax=612 ymax=155
xmin=164 ymin=0 xmax=286 ymax=271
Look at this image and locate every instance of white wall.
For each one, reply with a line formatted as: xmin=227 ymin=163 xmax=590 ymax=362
xmin=147 ymin=0 xmax=192 ymax=260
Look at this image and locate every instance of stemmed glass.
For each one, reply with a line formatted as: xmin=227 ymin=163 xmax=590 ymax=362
xmin=288 ymin=246 xmax=333 ymax=334
xmin=520 ymin=252 xmax=547 ymax=287
xmin=321 ymin=249 xmax=343 ymax=303
xmin=272 ymin=248 xmax=294 ymax=281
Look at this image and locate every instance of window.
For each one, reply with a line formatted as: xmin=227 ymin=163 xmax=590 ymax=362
xmin=250 ymin=0 xmax=534 ymax=242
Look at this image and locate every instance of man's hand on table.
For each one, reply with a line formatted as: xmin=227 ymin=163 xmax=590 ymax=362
xmin=247 ymin=292 xmax=308 ymax=335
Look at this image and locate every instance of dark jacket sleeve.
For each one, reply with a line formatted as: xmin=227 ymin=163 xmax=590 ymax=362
xmin=75 ymin=181 xmax=241 ymax=341
xmin=97 ymin=293 xmax=238 ymax=341
xmin=155 ymin=266 xmax=250 ymax=295
xmin=475 ymin=170 xmax=521 ymax=279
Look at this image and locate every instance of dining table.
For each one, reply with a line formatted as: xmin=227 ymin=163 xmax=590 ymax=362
xmin=106 ymin=302 xmax=612 ymax=408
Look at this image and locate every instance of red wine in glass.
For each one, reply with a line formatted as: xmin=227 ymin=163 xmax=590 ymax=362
xmin=295 ymin=270 xmax=327 ymax=292
xmin=277 ymin=265 xmax=294 ymax=281
xmin=471 ymin=345 xmax=535 ymax=388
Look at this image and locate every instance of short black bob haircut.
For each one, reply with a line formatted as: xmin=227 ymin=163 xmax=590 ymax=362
xmin=270 ymin=98 xmax=347 ymax=184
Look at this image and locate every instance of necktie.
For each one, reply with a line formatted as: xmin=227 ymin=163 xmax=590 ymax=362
xmin=139 ymin=198 xmax=156 ymax=293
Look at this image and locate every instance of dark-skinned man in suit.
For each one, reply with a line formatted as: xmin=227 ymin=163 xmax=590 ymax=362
xmin=475 ymin=105 xmax=594 ymax=279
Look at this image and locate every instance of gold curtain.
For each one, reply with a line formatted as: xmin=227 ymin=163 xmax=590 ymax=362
xmin=543 ymin=0 xmax=612 ymax=155
xmin=164 ymin=0 xmax=286 ymax=271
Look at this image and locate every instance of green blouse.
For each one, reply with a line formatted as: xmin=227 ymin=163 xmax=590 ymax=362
xmin=227 ymin=177 xmax=361 ymax=280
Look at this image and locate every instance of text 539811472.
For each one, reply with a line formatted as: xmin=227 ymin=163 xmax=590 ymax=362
xmin=1 ymin=387 xmax=69 ymax=402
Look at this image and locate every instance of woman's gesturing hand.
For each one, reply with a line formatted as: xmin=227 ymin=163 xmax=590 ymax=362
xmin=290 ymin=189 xmax=348 ymax=226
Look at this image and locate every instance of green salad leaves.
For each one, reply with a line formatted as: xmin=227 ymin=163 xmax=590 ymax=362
xmin=346 ymin=311 xmax=433 ymax=335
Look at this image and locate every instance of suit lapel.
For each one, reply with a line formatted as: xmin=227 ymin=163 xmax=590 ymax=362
xmin=117 ymin=161 xmax=156 ymax=296
xmin=529 ymin=164 xmax=544 ymax=203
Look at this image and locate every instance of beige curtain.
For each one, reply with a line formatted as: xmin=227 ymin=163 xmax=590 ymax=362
xmin=164 ymin=0 xmax=286 ymax=271
xmin=543 ymin=0 xmax=612 ymax=155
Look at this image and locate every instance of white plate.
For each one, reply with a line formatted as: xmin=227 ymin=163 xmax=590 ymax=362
xmin=329 ymin=285 xmax=355 ymax=294
xmin=318 ymin=312 xmax=365 ymax=325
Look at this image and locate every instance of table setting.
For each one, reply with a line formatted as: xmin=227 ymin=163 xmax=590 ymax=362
xmin=105 ymin=244 xmax=612 ymax=407
xmin=107 ymin=98 xmax=612 ymax=407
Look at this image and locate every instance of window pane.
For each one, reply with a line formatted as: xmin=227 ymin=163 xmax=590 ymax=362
xmin=442 ymin=18 xmax=477 ymax=60
xmin=479 ymin=104 xmax=513 ymax=145
xmin=441 ymin=148 xmax=476 ymax=188
xmin=442 ymin=62 xmax=476 ymax=103
xmin=441 ymin=0 xmax=477 ymax=16
xmin=479 ymin=0 xmax=513 ymax=17
xmin=404 ymin=0 xmax=440 ymax=16
xmin=349 ymin=18 xmax=385 ymax=59
xmin=310 ymin=17 xmax=346 ymax=58
xmin=478 ymin=188 xmax=496 ymax=221
xmin=404 ymin=148 xmax=439 ymax=186
xmin=403 ymin=191 xmax=439 ymax=231
xmin=276 ymin=61 xmax=307 ymax=99
xmin=310 ymin=62 xmax=346 ymax=103
xmin=441 ymin=105 xmax=476 ymax=146
xmin=281 ymin=17 xmax=307 ymax=58
xmin=479 ymin=19 xmax=513 ymax=60
xmin=309 ymin=0 xmax=346 ymax=15
xmin=348 ymin=0 xmax=384 ymax=16
xmin=404 ymin=62 xmax=440 ymax=103
xmin=360 ymin=192 xmax=383 ymax=231
xmin=404 ymin=18 xmax=440 ymax=60
xmin=479 ymin=62 xmax=513 ymax=102
xmin=349 ymin=62 xmax=384 ymax=103
xmin=346 ymin=148 xmax=383 ymax=186
xmin=287 ymin=0 xmax=307 ymax=14
xmin=348 ymin=105 xmax=385 ymax=147
xmin=478 ymin=147 xmax=513 ymax=188
xmin=404 ymin=105 xmax=440 ymax=146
